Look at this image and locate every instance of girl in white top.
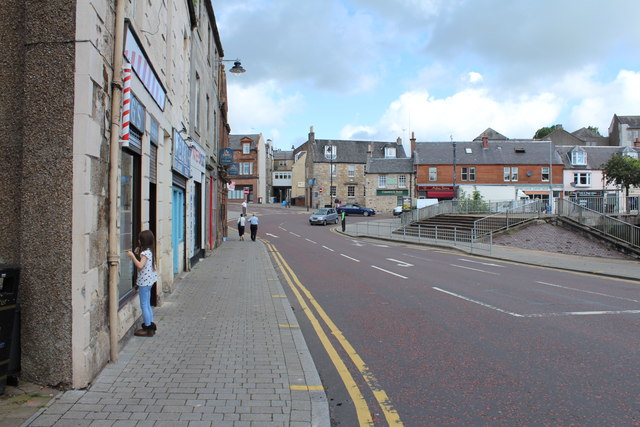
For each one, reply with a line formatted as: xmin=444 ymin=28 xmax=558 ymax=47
xmin=127 ymin=230 xmax=158 ymax=337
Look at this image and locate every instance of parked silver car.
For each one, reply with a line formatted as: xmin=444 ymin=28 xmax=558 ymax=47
xmin=309 ymin=208 xmax=339 ymax=225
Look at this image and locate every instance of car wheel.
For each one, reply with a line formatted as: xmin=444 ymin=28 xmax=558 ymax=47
xmin=323 ymin=220 xmax=327 ymax=226
xmin=363 ymin=211 xmax=369 ymax=216
xmin=334 ymin=218 xmax=338 ymax=224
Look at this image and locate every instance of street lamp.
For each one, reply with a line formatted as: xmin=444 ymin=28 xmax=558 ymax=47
xmin=215 ymin=59 xmax=246 ymax=74
xmin=326 ymin=145 xmax=334 ymax=207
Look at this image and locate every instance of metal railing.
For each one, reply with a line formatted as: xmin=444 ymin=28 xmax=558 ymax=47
xmin=557 ymin=198 xmax=640 ymax=248
xmin=473 ymin=200 xmax=543 ymax=239
xmin=563 ymin=195 xmax=639 ymax=215
xmin=400 ymin=199 xmax=543 ymax=225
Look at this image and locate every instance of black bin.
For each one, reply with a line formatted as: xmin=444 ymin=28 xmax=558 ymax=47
xmin=0 ymin=266 xmax=20 ymax=394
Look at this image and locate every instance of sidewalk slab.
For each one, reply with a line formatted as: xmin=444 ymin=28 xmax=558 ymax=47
xmin=24 ymin=240 xmax=329 ymax=427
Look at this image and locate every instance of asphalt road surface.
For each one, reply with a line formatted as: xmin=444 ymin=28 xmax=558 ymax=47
xmin=251 ymin=206 xmax=640 ymax=426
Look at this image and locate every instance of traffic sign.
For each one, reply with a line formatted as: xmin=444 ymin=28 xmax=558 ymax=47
xmin=243 ymin=188 xmax=249 ymax=195
xmin=319 ymin=187 xmax=323 ymax=193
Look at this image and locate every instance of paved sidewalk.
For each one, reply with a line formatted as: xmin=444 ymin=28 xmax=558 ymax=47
xmin=24 ymin=240 xmax=329 ymax=426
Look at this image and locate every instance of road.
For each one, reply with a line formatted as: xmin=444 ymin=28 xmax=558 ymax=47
xmin=249 ymin=205 xmax=640 ymax=426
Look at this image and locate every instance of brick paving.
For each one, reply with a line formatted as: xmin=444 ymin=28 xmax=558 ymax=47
xmin=24 ymin=240 xmax=329 ymax=427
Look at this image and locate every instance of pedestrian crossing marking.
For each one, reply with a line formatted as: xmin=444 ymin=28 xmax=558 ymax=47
xmin=290 ymin=385 xmax=324 ymax=391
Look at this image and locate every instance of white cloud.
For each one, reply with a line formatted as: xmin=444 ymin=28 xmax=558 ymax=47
xmin=341 ymin=89 xmax=562 ymax=151
xmin=467 ymin=72 xmax=483 ymax=84
xmin=226 ymin=80 xmax=304 ymax=134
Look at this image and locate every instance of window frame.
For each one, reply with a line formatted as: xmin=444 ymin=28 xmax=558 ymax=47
xmin=541 ymin=167 xmax=550 ymax=182
xmin=378 ymin=175 xmax=387 ymax=188
xmin=398 ymin=175 xmax=406 ymax=188
xmin=429 ymin=167 xmax=437 ymax=182
xmin=242 ymin=143 xmax=251 ymax=155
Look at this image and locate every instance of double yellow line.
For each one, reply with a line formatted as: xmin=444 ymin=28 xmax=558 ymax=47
xmin=266 ymin=242 xmax=403 ymax=426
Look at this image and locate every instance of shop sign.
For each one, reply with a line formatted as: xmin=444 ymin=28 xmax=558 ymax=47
xmin=219 ymin=148 xmax=233 ymax=165
xmin=227 ymin=163 xmax=239 ymax=175
xmin=124 ymin=26 xmax=166 ymax=110
xmin=377 ymin=189 xmax=408 ymax=196
xmin=172 ymin=129 xmax=191 ymax=178
xmin=190 ymin=141 xmax=207 ymax=175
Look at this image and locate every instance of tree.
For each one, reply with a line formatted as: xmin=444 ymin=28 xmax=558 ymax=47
xmin=533 ymin=125 xmax=561 ymax=139
xmin=587 ymin=126 xmax=602 ymax=136
xmin=602 ymin=154 xmax=640 ymax=197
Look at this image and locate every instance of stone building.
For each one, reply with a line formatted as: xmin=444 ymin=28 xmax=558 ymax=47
xmin=297 ymin=127 xmax=408 ymax=209
xmin=272 ymin=149 xmax=294 ymax=203
xmin=0 ymin=0 xmax=231 ymax=388
xmin=365 ymin=158 xmax=415 ymax=215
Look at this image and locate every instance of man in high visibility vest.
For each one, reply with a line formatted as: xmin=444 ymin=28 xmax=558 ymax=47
xmin=340 ymin=210 xmax=346 ymax=232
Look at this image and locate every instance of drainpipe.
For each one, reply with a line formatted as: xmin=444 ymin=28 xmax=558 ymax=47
xmin=107 ymin=0 xmax=126 ymax=362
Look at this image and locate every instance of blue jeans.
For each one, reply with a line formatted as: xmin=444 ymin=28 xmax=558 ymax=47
xmin=138 ymin=285 xmax=153 ymax=326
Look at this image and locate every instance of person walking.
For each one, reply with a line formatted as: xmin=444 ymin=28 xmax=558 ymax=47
xmin=127 ymin=230 xmax=158 ymax=337
xmin=241 ymin=200 xmax=247 ymax=215
xmin=341 ymin=210 xmax=346 ymax=232
xmin=249 ymin=212 xmax=259 ymax=241
xmin=237 ymin=213 xmax=246 ymax=241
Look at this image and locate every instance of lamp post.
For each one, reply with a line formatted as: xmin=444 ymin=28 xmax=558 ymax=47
xmin=327 ymin=145 xmax=334 ymax=208
xmin=451 ymin=135 xmax=457 ymax=200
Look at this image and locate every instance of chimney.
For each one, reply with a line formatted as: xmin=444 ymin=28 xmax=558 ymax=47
xmin=309 ymin=126 xmax=315 ymax=144
xmin=367 ymin=143 xmax=373 ymax=158
xmin=410 ymin=132 xmax=416 ymax=159
xmin=396 ymin=137 xmax=402 ymax=145
xmin=482 ymin=136 xmax=488 ymax=149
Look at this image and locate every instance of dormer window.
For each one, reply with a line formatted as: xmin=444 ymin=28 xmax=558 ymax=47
xmin=570 ymin=148 xmax=587 ymax=165
xmin=324 ymin=145 xmax=336 ymax=160
xmin=242 ymin=142 xmax=251 ymax=154
xmin=384 ymin=147 xmax=396 ymax=159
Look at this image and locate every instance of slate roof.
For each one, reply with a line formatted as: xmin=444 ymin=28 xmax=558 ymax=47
xmin=273 ymin=150 xmax=293 ymax=160
xmin=555 ymin=146 xmax=640 ymax=169
xmin=414 ymin=141 xmax=563 ymax=165
xmin=473 ymin=128 xmax=509 ymax=141
xmin=229 ymin=134 xmax=260 ymax=150
xmin=313 ymin=139 xmax=407 ymax=163
xmin=616 ymin=116 xmax=640 ymax=128
xmin=366 ymin=158 xmax=414 ymax=174
xmin=571 ymin=127 xmax=602 ymax=140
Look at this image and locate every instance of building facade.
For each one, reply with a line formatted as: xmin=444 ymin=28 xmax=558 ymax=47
xmin=227 ymin=134 xmax=267 ymax=203
xmin=0 ymin=0 xmax=231 ymax=388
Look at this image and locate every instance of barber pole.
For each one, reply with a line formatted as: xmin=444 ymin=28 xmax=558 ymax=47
xmin=120 ymin=63 xmax=132 ymax=145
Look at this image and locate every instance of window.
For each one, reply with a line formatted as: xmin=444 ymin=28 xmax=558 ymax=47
xmin=461 ymin=167 xmax=475 ymax=181
xmin=195 ymin=73 xmax=200 ymax=130
xmin=541 ymin=167 xmax=549 ymax=181
xmin=347 ymin=185 xmax=355 ymax=197
xmin=324 ymin=145 xmax=336 ymax=160
xmin=330 ymin=186 xmax=336 ymax=197
xmin=573 ymin=172 xmax=591 ymax=186
xmin=241 ymin=162 xmax=253 ymax=175
xmin=348 ymin=164 xmax=355 ymax=178
xmin=279 ymin=160 xmax=287 ymax=166
xmin=429 ymin=167 xmax=437 ymax=181
xmin=504 ymin=167 xmax=517 ymax=181
xmin=398 ymin=175 xmax=406 ymax=187
xmin=243 ymin=143 xmax=250 ymax=154
xmin=385 ymin=147 xmax=396 ymax=158
xmin=571 ymin=150 xmax=587 ymax=165
xmin=378 ymin=175 xmax=386 ymax=188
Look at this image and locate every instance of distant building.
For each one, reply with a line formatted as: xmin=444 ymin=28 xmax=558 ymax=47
xmin=414 ymin=137 xmax=563 ymax=203
xmin=298 ymin=127 xmax=408 ymax=209
xmin=228 ymin=134 xmax=267 ymax=203
xmin=608 ymin=115 xmax=640 ymax=147
xmin=272 ymin=149 xmax=294 ymax=203
xmin=365 ymin=157 xmax=415 ymax=214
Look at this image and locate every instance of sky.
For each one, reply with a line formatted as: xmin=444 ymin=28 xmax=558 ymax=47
xmin=214 ymin=0 xmax=640 ymax=155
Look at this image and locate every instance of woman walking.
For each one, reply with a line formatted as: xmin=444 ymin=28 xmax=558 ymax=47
xmin=237 ymin=213 xmax=246 ymax=241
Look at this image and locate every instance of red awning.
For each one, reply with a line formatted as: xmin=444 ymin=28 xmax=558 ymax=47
xmin=427 ymin=190 xmax=455 ymax=198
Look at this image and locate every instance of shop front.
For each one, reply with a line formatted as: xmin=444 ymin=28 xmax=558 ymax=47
xmin=189 ymin=142 xmax=206 ymax=266
xmin=417 ymin=185 xmax=455 ymax=200
xmin=172 ymin=130 xmax=190 ymax=275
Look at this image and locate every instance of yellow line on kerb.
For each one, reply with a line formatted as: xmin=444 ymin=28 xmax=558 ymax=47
xmin=268 ymin=243 xmax=373 ymax=426
xmin=268 ymin=243 xmax=403 ymax=426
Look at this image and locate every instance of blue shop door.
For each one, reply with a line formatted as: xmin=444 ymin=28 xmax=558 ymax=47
xmin=172 ymin=187 xmax=185 ymax=275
